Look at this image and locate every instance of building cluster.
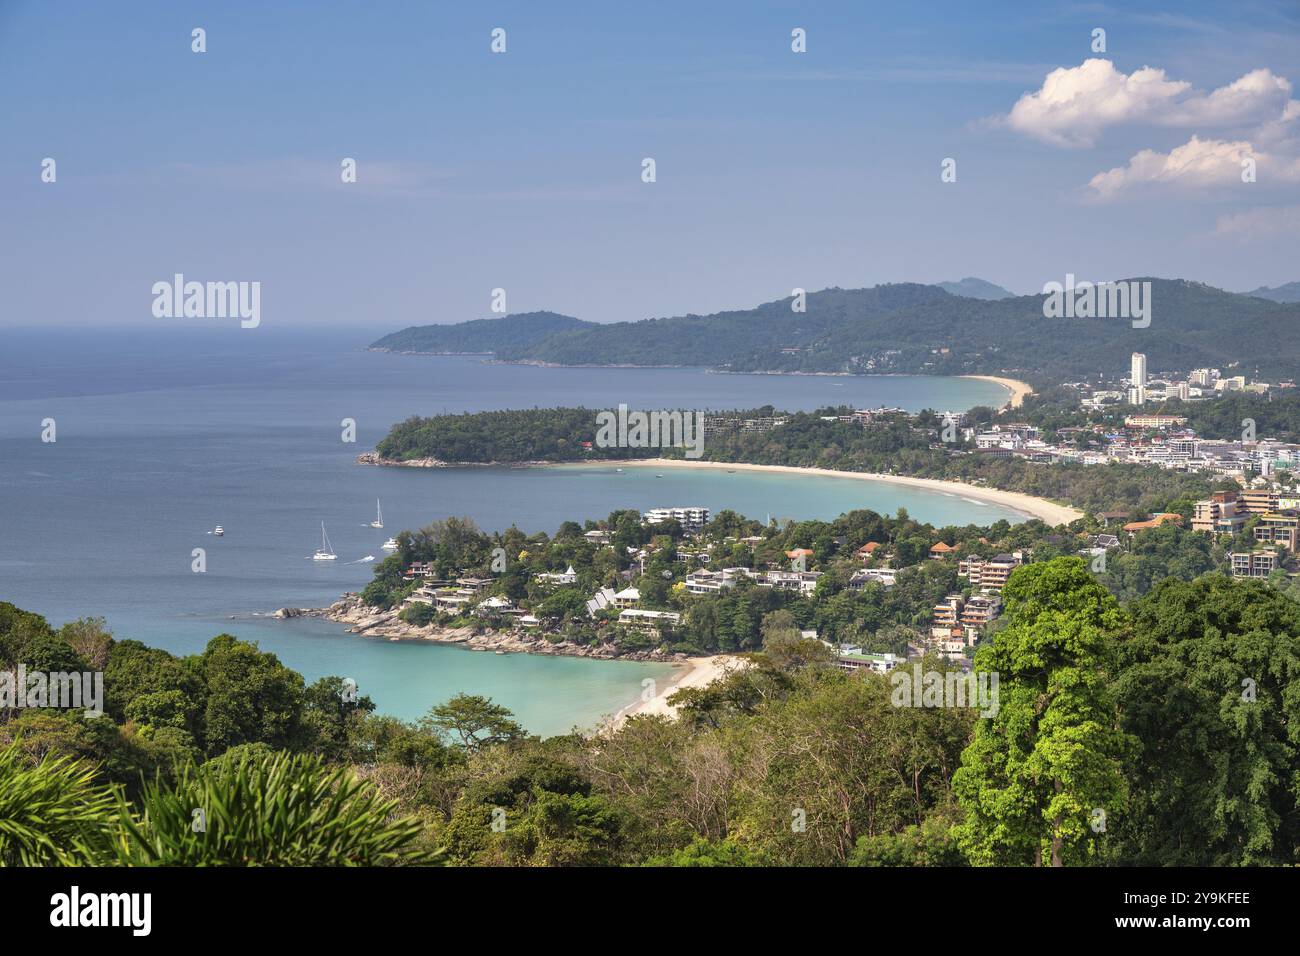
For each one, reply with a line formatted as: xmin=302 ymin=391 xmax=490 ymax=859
xmin=1190 ymin=488 xmax=1299 ymax=578
xmin=1074 ymin=352 xmax=1282 ymax=409
xmin=969 ymin=411 xmax=1299 ymax=479
xmin=682 ymin=565 xmax=823 ymax=596
xmin=702 ymin=414 xmax=787 ymax=435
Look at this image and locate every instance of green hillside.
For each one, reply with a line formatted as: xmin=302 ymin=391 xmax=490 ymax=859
xmin=370 ymin=280 xmax=1300 ymax=385
xmin=370 ymin=311 xmax=593 ymax=353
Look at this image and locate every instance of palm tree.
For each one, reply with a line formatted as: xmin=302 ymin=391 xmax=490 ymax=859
xmin=108 ymin=749 xmax=438 ymax=866
xmin=0 ymin=741 xmax=118 ymax=865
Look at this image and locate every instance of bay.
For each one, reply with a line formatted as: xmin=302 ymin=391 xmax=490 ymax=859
xmin=0 ymin=327 xmax=1015 ymax=734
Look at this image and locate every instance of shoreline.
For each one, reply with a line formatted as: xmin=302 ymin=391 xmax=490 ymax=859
xmin=277 ymin=596 xmax=742 ymax=732
xmin=365 ymin=351 xmax=1036 ymax=409
xmin=552 ymin=458 xmax=1083 ymax=525
xmin=959 ymin=375 xmax=1032 ymax=410
xmin=603 ymin=654 xmax=743 ymax=731
xmin=279 ymin=594 xmax=692 ymax=662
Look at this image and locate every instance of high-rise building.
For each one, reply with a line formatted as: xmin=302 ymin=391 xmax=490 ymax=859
xmin=1130 ymin=352 xmax=1147 ymax=387
xmin=1128 ymin=356 xmax=1149 ymax=408
xmin=1129 ymin=352 xmax=1148 ymax=405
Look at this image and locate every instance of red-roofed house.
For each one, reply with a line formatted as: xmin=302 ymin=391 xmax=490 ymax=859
xmin=1123 ymin=513 xmax=1182 ymax=533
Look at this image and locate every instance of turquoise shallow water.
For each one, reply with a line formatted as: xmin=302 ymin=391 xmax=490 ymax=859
xmin=0 ymin=328 xmax=1014 ymax=734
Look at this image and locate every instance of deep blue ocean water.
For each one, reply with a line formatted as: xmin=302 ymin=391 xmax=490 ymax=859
xmin=0 ymin=327 xmax=1014 ymax=734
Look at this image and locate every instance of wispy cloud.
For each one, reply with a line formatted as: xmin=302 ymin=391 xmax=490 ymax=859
xmin=1213 ymin=203 xmax=1300 ymax=239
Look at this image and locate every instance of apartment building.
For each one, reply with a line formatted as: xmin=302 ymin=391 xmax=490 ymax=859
xmin=1230 ymin=550 xmax=1278 ymax=578
xmin=960 ymin=593 xmax=1002 ymax=631
xmin=617 ymin=609 xmax=682 ymax=634
xmin=761 ymin=570 xmax=823 ymax=595
xmin=1192 ymin=490 xmax=1249 ymax=534
xmin=1254 ymin=511 xmax=1300 ymax=551
xmin=958 ymin=553 xmax=1022 ymax=591
xmin=643 ymin=506 xmax=710 ymax=532
xmin=930 ymin=595 xmax=964 ymax=640
xmin=1239 ymin=489 xmax=1280 ymax=515
xmin=1124 ymin=415 xmax=1187 ymax=429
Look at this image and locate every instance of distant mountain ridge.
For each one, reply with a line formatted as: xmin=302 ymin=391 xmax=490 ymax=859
xmin=935 ymin=277 xmax=1014 ymax=300
xmin=370 ymin=279 xmax=1300 ymax=384
xmin=1246 ymin=282 xmax=1300 ymax=304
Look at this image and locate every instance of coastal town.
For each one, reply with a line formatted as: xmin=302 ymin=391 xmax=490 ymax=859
xmin=316 ymin=387 xmax=1300 ymax=682
xmin=309 ymin=347 xmax=1300 ymax=689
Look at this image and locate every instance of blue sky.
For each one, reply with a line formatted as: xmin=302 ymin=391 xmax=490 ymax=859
xmin=2 ymin=0 xmax=1298 ymax=329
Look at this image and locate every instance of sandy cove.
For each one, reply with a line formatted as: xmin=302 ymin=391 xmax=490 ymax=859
xmin=603 ymin=654 xmax=745 ymax=731
xmin=557 ymin=458 xmax=1082 ymax=525
xmin=960 ymin=375 xmax=1033 ymax=409
xmin=277 ymin=595 xmax=744 ymax=732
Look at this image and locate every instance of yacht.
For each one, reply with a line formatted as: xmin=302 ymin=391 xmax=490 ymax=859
xmin=313 ymin=523 xmax=337 ymax=561
xmin=370 ymin=499 xmax=384 ymax=529
xmin=212 ymin=526 xmax=224 ymax=536
xmin=381 ymin=537 xmax=398 ymax=551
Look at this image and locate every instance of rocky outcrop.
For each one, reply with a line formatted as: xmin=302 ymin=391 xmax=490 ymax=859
xmin=354 ymin=451 xmax=449 ymax=468
xmin=354 ymin=451 xmax=555 ymax=469
xmin=288 ymin=592 xmax=688 ymax=663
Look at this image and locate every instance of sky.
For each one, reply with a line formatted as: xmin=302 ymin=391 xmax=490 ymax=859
xmin=1 ymin=0 xmax=1298 ymax=331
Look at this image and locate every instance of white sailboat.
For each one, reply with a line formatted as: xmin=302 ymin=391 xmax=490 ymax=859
xmin=313 ymin=522 xmax=337 ymax=561
xmin=370 ymin=499 xmax=384 ymax=529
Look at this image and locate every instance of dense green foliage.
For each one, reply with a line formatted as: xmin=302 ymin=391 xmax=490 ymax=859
xmin=377 ymin=407 xmax=642 ymax=463
xmin=372 ymin=404 xmax=1218 ymax=515
xmin=1110 ymin=576 xmax=1300 ymax=865
xmin=0 ymin=744 xmax=118 ymax=865
xmin=109 ymin=750 xmax=432 ymax=866
xmin=1162 ymin=391 xmax=1300 ymax=444
xmin=953 ymin=560 xmax=1131 ymax=866
xmin=3 ymin=554 xmax=1300 ymax=866
xmin=371 ymin=311 xmax=592 ymax=354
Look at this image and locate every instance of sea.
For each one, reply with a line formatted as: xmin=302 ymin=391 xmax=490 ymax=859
xmin=0 ymin=327 xmax=1017 ymax=735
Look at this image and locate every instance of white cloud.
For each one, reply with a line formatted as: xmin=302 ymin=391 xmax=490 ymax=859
xmin=1162 ymin=68 xmax=1293 ymax=125
xmin=1003 ymin=58 xmax=1293 ymax=147
xmin=1213 ymin=204 xmax=1300 ymax=239
xmin=1087 ymin=135 xmax=1300 ymax=199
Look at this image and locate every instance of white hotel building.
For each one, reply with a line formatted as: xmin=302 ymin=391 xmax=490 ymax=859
xmin=1129 ymin=352 xmax=1147 ymax=406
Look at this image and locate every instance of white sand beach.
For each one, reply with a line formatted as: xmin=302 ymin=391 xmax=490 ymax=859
xmin=605 ymin=654 xmax=742 ymax=730
xmin=591 ymin=458 xmax=1082 ymax=525
xmin=960 ymin=375 xmax=1033 ymax=409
